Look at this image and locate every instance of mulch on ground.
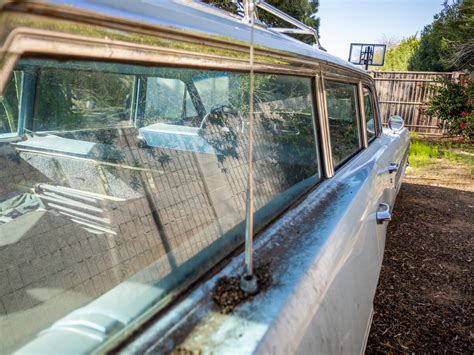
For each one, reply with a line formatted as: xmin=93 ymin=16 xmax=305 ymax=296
xmin=366 ymin=183 xmax=473 ymax=354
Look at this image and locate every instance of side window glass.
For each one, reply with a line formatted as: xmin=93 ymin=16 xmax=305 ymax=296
xmin=252 ymin=74 xmax=320 ymax=229
xmin=34 ymin=67 xmax=134 ymax=132
xmin=193 ymin=74 xmax=230 ymax=112
xmin=145 ymin=77 xmax=198 ymax=124
xmin=0 ymin=71 xmax=22 ymax=137
xmin=325 ymin=80 xmax=361 ymax=166
xmin=363 ymin=87 xmax=376 ymax=141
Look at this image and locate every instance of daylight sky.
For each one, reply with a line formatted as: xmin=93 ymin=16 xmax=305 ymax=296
xmin=318 ymin=0 xmax=445 ymax=60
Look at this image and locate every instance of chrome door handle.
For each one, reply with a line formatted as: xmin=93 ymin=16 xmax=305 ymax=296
xmin=376 ymin=203 xmax=391 ymax=224
xmin=388 ymin=163 xmax=399 ymax=174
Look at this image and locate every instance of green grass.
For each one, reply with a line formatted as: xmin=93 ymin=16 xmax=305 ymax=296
xmin=409 ymin=140 xmax=440 ymax=167
xmin=408 ymin=134 xmax=474 ymax=170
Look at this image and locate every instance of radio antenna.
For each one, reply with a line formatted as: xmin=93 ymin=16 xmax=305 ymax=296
xmin=240 ymin=0 xmax=258 ymax=294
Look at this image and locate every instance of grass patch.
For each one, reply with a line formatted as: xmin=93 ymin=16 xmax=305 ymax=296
xmin=409 ymin=140 xmax=440 ymax=167
xmin=408 ymin=134 xmax=474 ymax=170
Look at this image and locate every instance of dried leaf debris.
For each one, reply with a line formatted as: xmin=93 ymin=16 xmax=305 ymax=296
xmin=212 ymin=262 xmax=273 ymax=314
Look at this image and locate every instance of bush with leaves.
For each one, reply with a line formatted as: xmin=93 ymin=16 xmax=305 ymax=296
xmin=425 ymin=76 xmax=473 ymax=142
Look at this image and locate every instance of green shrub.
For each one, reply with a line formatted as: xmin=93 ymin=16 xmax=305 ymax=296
xmin=425 ymin=76 xmax=473 ymax=142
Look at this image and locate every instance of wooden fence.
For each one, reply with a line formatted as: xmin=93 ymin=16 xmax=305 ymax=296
xmin=370 ymin=71 xmax=463 ymax=135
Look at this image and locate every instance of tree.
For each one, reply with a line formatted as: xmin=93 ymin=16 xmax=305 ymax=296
xmin=381 ymin=36 xmax=420 ymax=71
xmin=202 ymin=0 xmax=320 ymax=44
xmin=409 ymin=0 xmax=474 ymax=72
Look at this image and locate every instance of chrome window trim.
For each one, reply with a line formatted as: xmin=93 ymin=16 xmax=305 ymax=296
xmin=358 ymin=81 xmax=369 ymax=149
xmin=0 ymin=1 xmax=363 ymax=73
xmin=0 ymin=8 xmax=374 ymax=93
xmin=310 ymin=76 xmax=324 ymax=181
xmin=323 ymin=78 xmax=365 ymax=171
xmin=316 ymin=74 xmax=334 ymax=178
xmin=362 ymin=85 xmax=380 ymax=143
xmin=0 ymin=27 xmax=311 ymax=92
xmin=373 ymin=87 xmax=384 ymax=137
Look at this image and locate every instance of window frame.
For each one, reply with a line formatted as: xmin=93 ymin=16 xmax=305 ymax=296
xmin=362 ymin=85 xmax=380 ymax=143
xmin=0 ymin=71 xmax=24 ymax=140
xmin=322 ymin=78 xmax=364 ymax=170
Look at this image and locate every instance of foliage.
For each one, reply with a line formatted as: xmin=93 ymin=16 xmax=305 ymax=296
xmin=35 ymin=68 xmax=133 ymax=131
xmin=202 ymin=0 xmax=320 ymax=44
xmin=381 ymin=36 xmax=420 ymax=71
xmin=424 ymin=76 xmax=473 ymax=142
xmin=0 ymin=72 xmax=21 ymax=134
xmin=409 ymin=0 xmax=474 ymax=71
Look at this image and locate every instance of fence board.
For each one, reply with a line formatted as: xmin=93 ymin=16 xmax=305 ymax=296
xmin=370 ymin=71 xmax=462 ymax=135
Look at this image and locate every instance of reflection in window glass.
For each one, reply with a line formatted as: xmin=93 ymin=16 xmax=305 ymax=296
xmin=252 ymin=75 xmax=319 ymax=227
xmin=194 ymin=74 xmax=230 ymax=113
xmin=325 ymin=80 xmax=361 ymax=166
xmin=0 ymin=58 xmax=319 ymax=353
xmin=363 ymin=87 xmax=376 ymax=141
xmin=34 ymin=67 xmax=134 ymax=131
xmin=0 ymin=71 xmax=22 ymax=136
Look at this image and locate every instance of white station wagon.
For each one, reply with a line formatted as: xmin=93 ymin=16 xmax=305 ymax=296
xmin=0 ymin=0 xmax=409 ymax=354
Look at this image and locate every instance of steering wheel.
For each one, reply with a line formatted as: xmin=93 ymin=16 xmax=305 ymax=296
xmin=199 ymin=104 xmax=243 ymax=159
xmin=199 ymin=104 xmax=242 ymax=131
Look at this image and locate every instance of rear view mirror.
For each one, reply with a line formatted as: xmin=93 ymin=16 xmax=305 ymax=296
xmin=388 ymin=115 xmax=405 ymax=132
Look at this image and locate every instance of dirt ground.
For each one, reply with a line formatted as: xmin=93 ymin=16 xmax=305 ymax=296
xmin=366 ymin=161 xmax=474 ymax=353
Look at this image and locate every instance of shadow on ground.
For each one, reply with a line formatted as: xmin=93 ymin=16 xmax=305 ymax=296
xmin=366 ymin=183 xmax=473 ymax=354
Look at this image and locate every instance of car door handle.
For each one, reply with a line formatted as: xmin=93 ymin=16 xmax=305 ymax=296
xmin=376 ymin=203 xmax=392 ymax=224
xmin=388 ymin=163 xmax=399 ymax=174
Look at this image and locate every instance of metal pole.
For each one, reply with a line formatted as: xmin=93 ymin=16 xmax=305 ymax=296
xmin=243 ymin=0 xmax=251 ymax=23
xmin=240 ymin=0 xmax=258 ymax=294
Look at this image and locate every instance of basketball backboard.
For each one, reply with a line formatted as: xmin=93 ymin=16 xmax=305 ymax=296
xmin=349 ymin=43 xmax=386 ymax=70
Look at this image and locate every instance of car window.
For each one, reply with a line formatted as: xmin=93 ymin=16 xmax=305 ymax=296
xmin=145 ymin=77 xmax=198 ymax=124
xmin=0 ymin=58 xmax=320 ymax=353
xmin=363 ymin=87 xmax=377 ymax=141
xmin=193 ymin=73 xmax=230 ymax=113
xmin=33 ymin=67 xmax=134 ymax=132
xmin=0 ymin=71 xmax=22 ymax=137
xmin=325 ymin=80 xmax=361 ymax=166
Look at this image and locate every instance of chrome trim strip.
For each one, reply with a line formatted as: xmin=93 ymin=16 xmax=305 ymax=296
xmin=0 ymin=27 xmax=314 ymax=92
xmin=358 ymin=81 xmax=368 ymax=149
xmin=316 ymin=74 xmax=334 ymax=178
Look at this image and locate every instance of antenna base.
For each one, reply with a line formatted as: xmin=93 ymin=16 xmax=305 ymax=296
xmin=240 ymin=274 xmax=258 ymax=294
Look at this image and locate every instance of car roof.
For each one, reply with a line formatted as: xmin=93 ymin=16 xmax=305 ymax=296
xmin=4 ymin=0 xmax=365 ymax=75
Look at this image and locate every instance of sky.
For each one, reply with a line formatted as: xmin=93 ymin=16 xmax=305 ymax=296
xmin=318 ymin=0 xmax=445 ymax=60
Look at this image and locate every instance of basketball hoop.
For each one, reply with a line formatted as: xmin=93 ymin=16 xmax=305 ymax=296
xmin=349 ymin=43 xmax=386 ymax=70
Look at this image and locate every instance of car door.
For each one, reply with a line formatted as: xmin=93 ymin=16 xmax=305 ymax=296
xmin=364 ymin=86 xmax=409 ymax=265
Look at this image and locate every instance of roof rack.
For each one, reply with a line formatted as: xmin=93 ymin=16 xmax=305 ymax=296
xmin=240 ymin=0 xmax=325 ymax=51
